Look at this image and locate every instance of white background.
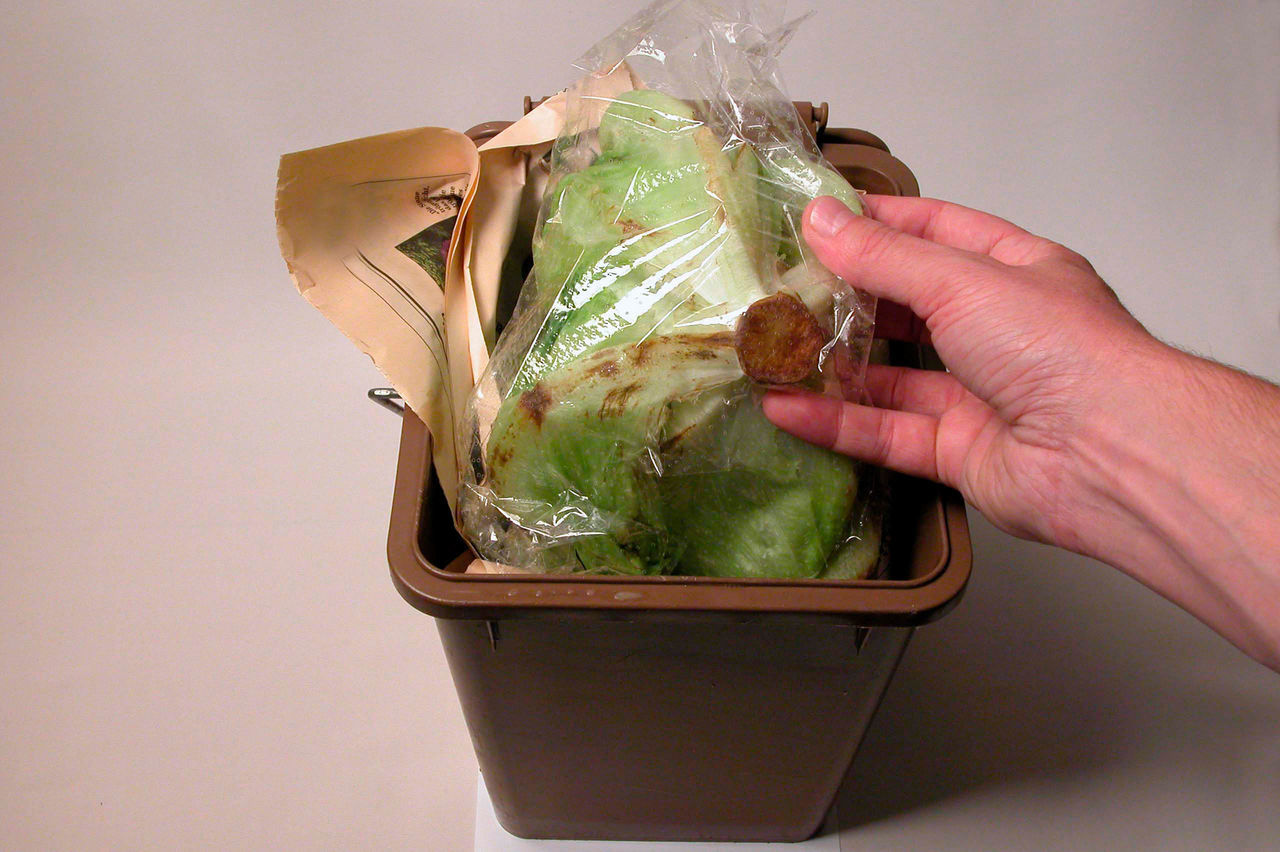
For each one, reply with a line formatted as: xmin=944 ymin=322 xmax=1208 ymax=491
xmin=2 ymin=1 xmax=1278 ymax=850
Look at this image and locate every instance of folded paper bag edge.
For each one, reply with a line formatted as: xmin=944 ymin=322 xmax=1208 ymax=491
xmin=276 ymin=126 xmax=480 ymax=511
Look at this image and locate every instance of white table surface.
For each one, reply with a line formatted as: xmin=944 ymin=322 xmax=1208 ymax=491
xmin=2 ymin=2 xmax=1277 ymax=850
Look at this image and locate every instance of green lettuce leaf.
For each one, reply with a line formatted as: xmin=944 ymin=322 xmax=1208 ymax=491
xmin=477 ymin=90 xmax=875 ymax=578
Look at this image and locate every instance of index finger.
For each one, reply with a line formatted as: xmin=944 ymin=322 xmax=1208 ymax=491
xmin=803 ymin=196 xmax=980 ymax=321
xmin=860 ymin=195 xmax=1063 ymax=266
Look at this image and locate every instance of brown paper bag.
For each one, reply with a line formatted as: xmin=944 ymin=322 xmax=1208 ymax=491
xmin=275 ymin=65 xmax=636 ymax=554
xmin=276 ymin=128 xmax=477 ymax=503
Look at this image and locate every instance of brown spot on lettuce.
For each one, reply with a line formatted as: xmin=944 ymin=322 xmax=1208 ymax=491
xmin=518 ymin=383 xmax=552 ymax=426
xmin=587 ymin=359 xmax=620 ymax=378
xmin=600 ymin=382 xmax=642 ymax=418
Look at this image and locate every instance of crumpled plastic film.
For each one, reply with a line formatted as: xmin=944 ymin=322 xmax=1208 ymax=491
xmin=457 ymin=0 xmax=883 ymax=578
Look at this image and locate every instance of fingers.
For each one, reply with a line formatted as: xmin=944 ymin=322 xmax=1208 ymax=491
xmin=803 ymin=197 xmax=974 ymax=321
xmin=762 ymin=390 xmax=943 ymax=482
xmin=859 ymin=195 xmax=1064 ymax=267
xmin=864 ymin=364 xmax=970 ymax=417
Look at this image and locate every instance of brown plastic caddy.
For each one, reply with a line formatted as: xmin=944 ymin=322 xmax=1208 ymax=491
xmin=386 ymin=101 xmax=971 ymax=843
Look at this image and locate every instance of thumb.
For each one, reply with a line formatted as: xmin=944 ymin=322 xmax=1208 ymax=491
xmin=804 ymin=196 xmax=975 ymax=322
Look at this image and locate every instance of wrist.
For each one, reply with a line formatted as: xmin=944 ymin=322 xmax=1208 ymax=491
xmin=1063 ymin=338 xmax=1280 ymax=668
xmin=1057 ymin=336 xmax=1197 ymax=570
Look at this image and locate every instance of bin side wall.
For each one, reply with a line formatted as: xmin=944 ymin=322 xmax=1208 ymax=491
xmin=438 ymin=616 xmax=912 ymax=842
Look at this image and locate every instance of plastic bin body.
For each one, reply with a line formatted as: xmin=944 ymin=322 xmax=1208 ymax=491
xmin=386 ymin=114 xmax=970 ymax=842
xmin=438 ymin=615 xmax=910 ymax=842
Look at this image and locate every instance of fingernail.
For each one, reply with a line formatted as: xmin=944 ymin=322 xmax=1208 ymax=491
xmin=807 ymin=196 xmax=856 ymax=239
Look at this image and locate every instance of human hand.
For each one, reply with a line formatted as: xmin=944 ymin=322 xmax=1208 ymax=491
xmin=764 ymin=194 xmax=1153 ymax=548
xmin=764 ymin=196 xmax=1280 ymax=669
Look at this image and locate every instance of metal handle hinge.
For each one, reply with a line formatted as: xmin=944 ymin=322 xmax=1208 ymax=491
xmin=368 ymin=388 xmax=405 ymax=416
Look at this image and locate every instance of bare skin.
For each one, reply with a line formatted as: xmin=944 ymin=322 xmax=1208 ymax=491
xmin=764 ymin=195 xmax=1280 ymax=671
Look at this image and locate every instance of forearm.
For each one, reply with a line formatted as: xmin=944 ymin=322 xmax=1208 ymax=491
xmin=1068 ymin=341 xmax=1280 ymax=669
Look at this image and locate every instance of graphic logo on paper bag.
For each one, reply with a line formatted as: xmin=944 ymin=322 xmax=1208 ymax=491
xmin=396 ymin=215 xmax=456 ymax=288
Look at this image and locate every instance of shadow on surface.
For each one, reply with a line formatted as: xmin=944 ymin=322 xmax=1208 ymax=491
xmin=836 ymin=515 xmax=1280 ymax=828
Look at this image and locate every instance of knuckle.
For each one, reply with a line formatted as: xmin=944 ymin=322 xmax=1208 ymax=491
xmin=1045 ymin=241 xmax=1094 ymax=271
xmin=870 ymin=411 xmax=897 ymax=465
xmin=832 ymin=400 xmax=853 ymax=453
xmin=929 ymin=420 xmax=948 ymax=483
xmin=852 ymin=222 xmax=902 ymax=267
xmin=1092 ymin=278 xmax=1122 ymax=304
xmin=889 ymin=370 xmax=909 ymax=411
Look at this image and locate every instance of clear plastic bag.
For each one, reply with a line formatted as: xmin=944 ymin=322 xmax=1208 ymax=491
xmin=457 ymin=0 xmax=882 ymax=578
